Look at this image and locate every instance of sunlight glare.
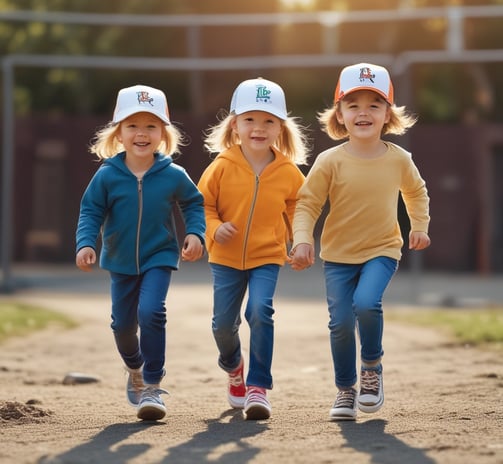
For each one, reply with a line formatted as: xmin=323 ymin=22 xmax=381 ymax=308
xmin=280 ymin=0 xmax=315 ymax=9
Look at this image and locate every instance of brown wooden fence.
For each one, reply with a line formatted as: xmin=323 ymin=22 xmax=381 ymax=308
xmin=9 ymin=114 xmax=503 ymax=273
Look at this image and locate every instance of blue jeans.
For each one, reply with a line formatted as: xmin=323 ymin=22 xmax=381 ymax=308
xmin=110 ymin=267 xmax=171 ymax=385
xmin=210 ymin=263 xmax=280 ymax=390
xmin=324 ymin=257 xmax=398 ymax=389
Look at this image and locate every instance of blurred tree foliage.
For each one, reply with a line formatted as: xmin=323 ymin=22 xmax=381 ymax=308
xmin=1 ymin=0 xmax=503 ymax=122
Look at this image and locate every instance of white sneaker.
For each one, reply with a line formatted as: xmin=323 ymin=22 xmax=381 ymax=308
xmin=329 ymin=388 xmax=357 ymax=421
xmin=137 ymin=385 xmax=169 ymax=421
xmin=243 ymin=387 xmax=271 ymax=420
xmin=358 ymin=366 xmax=384 ymax=413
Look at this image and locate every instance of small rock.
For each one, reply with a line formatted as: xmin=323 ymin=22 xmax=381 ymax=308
xmin=62 ymin=372 xmax=101 ymax=385
xmin=26 ymin=399 xmax=42 ymax=405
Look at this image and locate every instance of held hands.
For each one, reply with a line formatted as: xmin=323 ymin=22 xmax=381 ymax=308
xmin=215 ymin=222 xmax=238 ymax=244
xmin=287 ymin=233 xmax=429 ymax=271
xmin=289 ymin=243 xmax=315 ymax=271
xmin=182 ymin=234 xmax=205 ymax=261
xmin=76 ymin=247 xmax=96 ymax=272
xmin=409 ymin=231 xmax=431 ymax=250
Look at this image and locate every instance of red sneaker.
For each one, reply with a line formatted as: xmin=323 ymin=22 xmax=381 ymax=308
xmin=227 ymin=359 xmax=246 ymax=409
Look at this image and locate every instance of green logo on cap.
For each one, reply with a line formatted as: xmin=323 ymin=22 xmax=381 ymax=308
xmin=255 ymin=85 xmax=271 ymax=102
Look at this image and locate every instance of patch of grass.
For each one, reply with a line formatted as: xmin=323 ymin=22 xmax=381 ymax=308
xmin=0 ymin=301 xmax=77 ymax=344
xmin=387 ymin=307 xmax=503 ymax=350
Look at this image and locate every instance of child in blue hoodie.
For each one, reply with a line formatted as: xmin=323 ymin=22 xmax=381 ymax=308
xmin=75 ymin=84 xmax=206 ymax=421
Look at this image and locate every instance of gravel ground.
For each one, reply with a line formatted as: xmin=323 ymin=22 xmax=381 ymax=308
xmin=0 ymin=264 xmax=502 ymax=464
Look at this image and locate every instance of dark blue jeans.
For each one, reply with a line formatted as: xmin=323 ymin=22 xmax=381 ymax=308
xmin=324 ymin=257 xmax=398 ymax=389
xmin=210 ymin=263 xmax=280 ymax=389
xmin=110 ymin=267 xmax=171 ymax=385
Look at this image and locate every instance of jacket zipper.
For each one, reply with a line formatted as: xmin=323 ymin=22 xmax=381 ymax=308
xmin=241 ymin=174 xmax=259 ymax=268
xmin=136 ymin=178 xmax=143 ymax=274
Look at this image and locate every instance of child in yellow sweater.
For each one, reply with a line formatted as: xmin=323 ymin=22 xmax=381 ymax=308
xmin=290 ymin=63 xmax=430 ymax=420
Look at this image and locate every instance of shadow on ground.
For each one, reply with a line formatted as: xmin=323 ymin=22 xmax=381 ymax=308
xmin=338 ymin=419 xmax=436 ymax=464
xmin=38 ymin=410 xmax=268 ymax=464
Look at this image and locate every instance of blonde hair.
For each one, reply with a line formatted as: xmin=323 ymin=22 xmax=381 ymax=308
xmin=89 ymin=120 xmax=185 ymax=160
xmin=204 ymin=112 xmax=310 ymax=165
xmin=318 ymin=101 xmax=417 ymax=141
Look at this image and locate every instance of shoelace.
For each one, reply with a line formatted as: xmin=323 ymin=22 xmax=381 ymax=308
xmin=360 ymin=370 xmax=380 ymax=394
xmin=129 ymin=371 xmax=144 ymax=391
xmin=140 ymin=386 xmax=169 ymax=403
xmin=334 ymin=389 xmax=355 ymax=409
xmin=229 ymin=371 xmax=244 ymax=387
xmin=246 ymin=387 xmax=268 ymax=404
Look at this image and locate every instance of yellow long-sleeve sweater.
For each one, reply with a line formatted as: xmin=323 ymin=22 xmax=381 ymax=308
xmin=198 ymin=145 xmax=305 ymax=270
xmin=292 ymin=142 xmax=430 ymax=263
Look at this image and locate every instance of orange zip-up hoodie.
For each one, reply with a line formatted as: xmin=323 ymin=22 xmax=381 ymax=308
xmin=197 ymin=145 xmax=305 ymax=270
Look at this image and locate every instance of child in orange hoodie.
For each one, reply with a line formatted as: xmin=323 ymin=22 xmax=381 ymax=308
xmin=198 ymin=78 xmax=309 ymax=420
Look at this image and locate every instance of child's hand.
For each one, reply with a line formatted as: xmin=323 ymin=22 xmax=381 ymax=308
xmin=409 ymin=231 xmax=431 ymax=250
xmin=289 ymin=243 xmax=315 ymax=271
xmin=215 ymin=222 xmax=238 ymax=244
xmin=76 ymin=247 xmax=96 ymax=272
xmin=182 ymin=234 xmax=205 ymax=261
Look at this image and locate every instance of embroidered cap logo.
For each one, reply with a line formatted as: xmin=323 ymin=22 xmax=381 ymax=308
xmin=255 ymin=84 xmax=272 ymax=103
xmin=359 ymin=67 xmax=375 ymax=84
xmin=137 ymin=91 xmax=154 ymax=106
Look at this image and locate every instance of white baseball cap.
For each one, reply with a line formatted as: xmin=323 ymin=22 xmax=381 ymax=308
xmin=230 ymin=77 xmax=288 ymax=120
xmin=112 ymin=84 xmax=170 ymax=124
xmin=334 ymin=63 xmax=394 ymax=105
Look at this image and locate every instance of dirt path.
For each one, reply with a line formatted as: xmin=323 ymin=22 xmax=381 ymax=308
xmin=0 ymin=280 xmax=502 ymax=464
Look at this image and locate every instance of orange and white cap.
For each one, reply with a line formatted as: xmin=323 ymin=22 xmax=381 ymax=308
xmin=334 ymin=63 xmax=394 ymax=105
xmin=112 ymin=84 xmax=170 ymax=124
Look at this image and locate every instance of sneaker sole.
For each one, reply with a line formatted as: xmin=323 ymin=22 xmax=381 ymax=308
xmin=329 ymin=408 xmax=357 ymax=421
xmin=329 ymin=413 xmax=356 ymax=421
xmin=244 ymin=404 xmax=271 ymax=420
xmin=137 ymin=404 xmax=166 ymax=421
xmin=358 ymin=395 xmax=384 ymax=413
xmin=228 ymin=394 xmax=246 ymax=409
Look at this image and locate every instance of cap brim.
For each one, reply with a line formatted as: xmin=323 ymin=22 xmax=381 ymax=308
xmin=338 ymin=86 xmax=392 ymax=105
xmin=234 ymin=104 xmax=287 ymax=120
xmin=113 ymin=108 xmax=170 ymax=125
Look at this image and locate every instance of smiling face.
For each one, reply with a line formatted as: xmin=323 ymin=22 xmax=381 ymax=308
xmin=336 ymin=90 xmax=390 ymax=142
xmin=231 ymin=110 xmax=282 ymax=155
xmin=116 ymin=112 xmax=166 ymax=161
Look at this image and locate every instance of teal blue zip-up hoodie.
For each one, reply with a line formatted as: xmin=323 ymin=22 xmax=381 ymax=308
xmin=76 ymin=152 xmax=206 ymax=275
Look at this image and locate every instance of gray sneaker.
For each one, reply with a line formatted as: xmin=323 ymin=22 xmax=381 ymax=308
xmin=358 ymin=366 xmax=384 ymax=413
xmin=137 ymin=385 xmax=169 ymax=421
xmin=329 ymin=388 xmax=357 ymax=421
xmin=126 ymin=367 xmax=145 ymax=406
